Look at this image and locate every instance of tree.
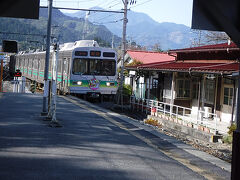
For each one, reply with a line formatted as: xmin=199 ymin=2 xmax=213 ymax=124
xmin=203 ymin=31 xmax=230 ymax=44
xmin=152 ymin=43 xmax=162 ymax=52
xmin=191 ymin=29 xmax=230 ymax=46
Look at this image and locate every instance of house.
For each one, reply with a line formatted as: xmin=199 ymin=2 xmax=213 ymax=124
xmin=124 ymin=50 xmax=175 ymax=99
xmin=125 ymin=43 xmax=240 ymax=134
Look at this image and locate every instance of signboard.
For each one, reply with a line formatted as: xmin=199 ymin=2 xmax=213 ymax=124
xmin=192 ymin=0 xmax=239 ymax=31
xmin=14 ymin=70 xmax=22 ymax=77
xmin=0 ymin=0 xmax=40 ymax=19
xmin=192 ymin=0 xmax=240 ymax=46
xmin=2 ymin=40 xmax=18 ymax=53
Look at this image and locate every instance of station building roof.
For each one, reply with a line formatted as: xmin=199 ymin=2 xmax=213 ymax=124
xmin=169 ymin=42 xmax=239 ymax=53
xmin=127 ymin=61 xmax=239 ymax=75
xmin=126 ymin=50 xmax=175 ymax=64
xmin=126 ymin=42 xmax=240 ymax=75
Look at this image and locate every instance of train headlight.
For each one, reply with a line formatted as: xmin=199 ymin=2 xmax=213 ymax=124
xmin=106 ymin=82 xmax=115 ymax=86
xmin=77 ymin=81 xmax=82 ymax=85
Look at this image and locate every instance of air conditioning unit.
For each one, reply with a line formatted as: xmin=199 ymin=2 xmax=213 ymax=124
xmin=204 ymin=107 xmax=212 ymax=118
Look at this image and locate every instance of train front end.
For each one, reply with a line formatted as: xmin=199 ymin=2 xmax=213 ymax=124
xmin=69 ymin=44 xmax=118 ymax=99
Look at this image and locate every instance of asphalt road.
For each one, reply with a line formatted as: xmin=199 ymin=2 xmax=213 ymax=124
xmin=0 ymin=93 xmax=229 ymax=180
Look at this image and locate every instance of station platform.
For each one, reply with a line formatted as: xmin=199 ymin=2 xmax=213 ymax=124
xmin=0 ymin=92 xmax=231 ymax=180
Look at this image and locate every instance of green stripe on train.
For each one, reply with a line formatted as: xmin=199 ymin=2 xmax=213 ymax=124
xmin=69 ymin=80 xmax=118 ymax=88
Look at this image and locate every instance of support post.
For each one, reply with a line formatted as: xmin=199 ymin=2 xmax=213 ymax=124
xmin=200 ymin=75 xmax=206 ymax=123
xmin=0 ymin=59 xmax=3 ymax=92
xmin=48 ymin=41 xmax=61 ymax=127
xmin=119 ymin=0 xmax=128 ymax=111
xmin=42 ymin=0 xmax=53 ymax=116
xmin=231 ymin=63 xmax=240 ymax=179
xmin=170 ymin=72 xmax=175 ymax=117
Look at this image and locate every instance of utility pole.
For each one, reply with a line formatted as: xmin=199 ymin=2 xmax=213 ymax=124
xmin=42 ymin=0 xmax=53 ymax=116
xmin=48 ymin=40 xmax=61 ymax=127
xmin=82 ymin=11 xmax=90 ymax=40
xmin=0 ymin=58 xmax=3 ymax=92
xmin=112 ymin=34 xmax=114 ymax=49
xmin=119 ymin=0 xmax=128 ymax=110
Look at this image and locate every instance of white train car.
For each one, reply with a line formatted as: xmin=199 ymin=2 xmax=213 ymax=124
xmin=15 ymin=40 xmax=118 ymax=99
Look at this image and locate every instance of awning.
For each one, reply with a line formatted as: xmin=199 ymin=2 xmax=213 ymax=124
xmin=126 ymin=61 xmax=239 ymax=75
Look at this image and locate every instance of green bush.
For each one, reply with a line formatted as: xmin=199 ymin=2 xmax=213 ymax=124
xmin=223 ymin=135 xmax=233 ymax=144
xmin=228 ymin=123 xmax=236 ymax=135
xmin=222 ymin=123 xmax=236 ymax=144
xmin=123 ymin=84 xmax=132 ymax=96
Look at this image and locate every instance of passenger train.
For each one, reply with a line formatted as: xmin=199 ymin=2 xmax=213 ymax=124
xmin=13 ymin=40 xmax=118 ymax=99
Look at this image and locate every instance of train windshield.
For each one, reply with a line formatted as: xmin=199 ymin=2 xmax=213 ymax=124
xmin=73 ymin=58 xmax=116 ymax=76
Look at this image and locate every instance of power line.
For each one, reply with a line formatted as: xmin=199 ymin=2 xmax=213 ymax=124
xmin=98 ymin=0 xmax=120 ymax=8
xmin=130 ymin=0 xmax=152 ymax=9
xmin=0 ymin=31 xmax=48 ymax=38
xmin=91 ymin=13 xmax=120 ymax=22
xmin=40 ymin=6 xmax=124 ymax=13
xmin=108 ymin=2 xmax=121 ymax=9
xmin=41 ymin=0 xmax=96 ymax=4
xmin=92 ymin=18 xmax=123 ymax=25
xmin=88 ymin=0 xmax=122 ymax=19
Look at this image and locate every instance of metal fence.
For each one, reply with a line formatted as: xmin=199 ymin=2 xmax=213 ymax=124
xmin=130 ymin=96 xmax=228 ymax=135
xmin=1 ymin=77 xmax=27 ymax=93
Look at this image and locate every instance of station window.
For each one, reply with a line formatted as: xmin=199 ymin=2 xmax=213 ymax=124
xmin=224 ymin=87 xmax=233 ymax=106
xmin=205 ymin=80 xmax=215 ymax=103
xmin=176 ymin=79 xmax=190 ymax=98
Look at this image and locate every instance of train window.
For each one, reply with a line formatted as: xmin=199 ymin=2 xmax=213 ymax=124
xmin=103 ymin=52 xmax=115 ymax=57
xmin=33 ymin=59 xmax=37 ymax=69
xmin=89 ymin=59 xmax=101 ymax=75
xmin=41 ymin=59 xmax=44 ymax=71
xmin=72 ymin=58 xmax=88 ymax=75
xmin=63 ymin=58 xmax=68 ymax=73
xmin=101 ymin=60 xmax=116 ymax=76
xmin=75 ymin=51 xmax=88 ymax=56
xmin=90 ymin=51 xmax=101 ymax=57
xmin=57 ymin=59 xmax=62 ymax=72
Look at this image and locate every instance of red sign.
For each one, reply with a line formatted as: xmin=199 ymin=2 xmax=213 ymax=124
xmin=14 ymin=71 xmax=22 ymax=77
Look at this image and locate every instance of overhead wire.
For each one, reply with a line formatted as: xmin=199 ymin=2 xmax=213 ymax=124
xmin=89 ymin=0 xmax=123 ymax=26
xmin=92 ymin=18 xmax=123 ymax=25
xmin=130 ymin=0 xmax=153 ymax=9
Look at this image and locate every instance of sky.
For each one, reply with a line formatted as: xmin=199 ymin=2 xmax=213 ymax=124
xmin=40 ymin=0 xmax=193 ymax=27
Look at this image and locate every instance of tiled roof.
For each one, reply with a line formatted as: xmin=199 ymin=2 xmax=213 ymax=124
xmin=127 ymin=50 xmax=175 ymax=64
xmin=127 ymin=61 xmax=239 ymax=75
xmin=169 ymin=42 xmax=239 ymax=53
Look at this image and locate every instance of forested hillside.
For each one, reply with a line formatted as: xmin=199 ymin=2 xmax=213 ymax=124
xmin=0 ymin=8 xmax=121 ymax=51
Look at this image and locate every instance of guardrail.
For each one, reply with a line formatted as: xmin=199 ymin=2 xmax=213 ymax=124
xmin=130 ymin=96 xmax=228 ymax=135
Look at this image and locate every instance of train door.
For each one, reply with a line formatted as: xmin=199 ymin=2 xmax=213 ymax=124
xmin=39 ymin=57 xmax=44 ymax=82
xmin=23 ymin=58 xmax=27 ymax=76
xmin=30 ymin=58 xmax=34 ymax=78
xmin=26 ymin=58 xmax=29 ymax=76
xmin=36 ymin=58 xmax=40 ymax=81
xmin=61 ymin=58 xmax=68 ymax=92
xmin=56 ymin=57 xmax=62 ymax=91
xmin=33 ymin=58 xmax=38 ymax=81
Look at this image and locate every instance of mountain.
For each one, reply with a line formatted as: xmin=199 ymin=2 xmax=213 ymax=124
xmin=0 ymin=8 xmax=121 ymax=50
xmin=65 ymin=7 xmax=195 ymax=50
